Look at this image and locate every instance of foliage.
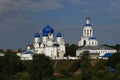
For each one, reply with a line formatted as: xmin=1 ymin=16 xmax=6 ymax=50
xmin=80 ymin=51 xmax=92 ymax=80
xmin=0 ymin=49 xmax=4 ymax=52
xmin=91 ymin=59 xmax=117 ymax=80
xmin=10 ymin=73 xmax=30 ymax=80
xmin=0 ymin=53 xmax=24 ymax=80
xmin=29 ymin=54 xmax=54 ymax=80
xmin=115 ymin=63 xmax=120 ymax=80
xmin=107 ymin=52 xmax=120 ymax=68
xmin=0 ymin=46 xmax=120 ymax=80
xmin=65 ymin=44 xmax=79 ymax=57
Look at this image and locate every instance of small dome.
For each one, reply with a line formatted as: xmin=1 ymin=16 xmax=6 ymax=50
xmin=34 ymin=33 xmax=40 ymax=37
xmin=56 ymin=32 xmax=62 ymax=37
xmin=42 ymin=25 xmax=54 ymax=34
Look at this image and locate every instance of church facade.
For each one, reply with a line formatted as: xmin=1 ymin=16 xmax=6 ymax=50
xmin=76 ymin=17 xmax=117 ymax=59
xmin=17 ymin=25 xmax=65 ymax=60
xmin=78 ymin=17 xmax=98 ymax=47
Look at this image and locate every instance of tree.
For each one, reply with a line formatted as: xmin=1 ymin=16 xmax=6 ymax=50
xmin=0 ymin=53 xmax=23 ymax=80
xmin=115 ymin=63 xmax=120 ymax=80
xmin=29 ymin=54 xmax=54 ymax=80
xmin=65 ymin=44 xmax=79 ymax=57
xmin=91 ymin=59 xmax=116 ymax=80
xmin=114 ymin=44 xmax=120 ymax=51
xmin=107 ymin=52 xmax=120 ymax=68
xmin=80 ymin=51 xmax=92 ymax=80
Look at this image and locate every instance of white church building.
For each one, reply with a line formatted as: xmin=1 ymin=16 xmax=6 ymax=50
xmin=78 ymin=17 xmax=98 ymax=47
xmin=17 ymin=25 xmax=65 ymax=60
xmin=17 ymin=17 xmax=117 ymax=60
xmin=76 ymin=17 xmax=117 ymax=59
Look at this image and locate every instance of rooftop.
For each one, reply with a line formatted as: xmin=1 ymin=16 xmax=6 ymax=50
xmin=77 ymin=46 xmax=116 ymax=50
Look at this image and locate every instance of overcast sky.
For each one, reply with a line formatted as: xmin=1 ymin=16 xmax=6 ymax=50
xmin=0 ymin=0 xmax=120 ymax=49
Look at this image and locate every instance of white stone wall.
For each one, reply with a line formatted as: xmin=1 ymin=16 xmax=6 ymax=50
xmin=76 ymin=48 xmax=117 ymax=59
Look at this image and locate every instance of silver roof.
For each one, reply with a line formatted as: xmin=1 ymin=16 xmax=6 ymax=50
xmin=77 ymin=46 xmax=116 ymax=50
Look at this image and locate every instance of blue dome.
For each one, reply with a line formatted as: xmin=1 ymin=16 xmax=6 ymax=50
xmin=56 ymin=32 xmax=62 ymax=37
xmin=42 ymin=25 xmax=54 ymax=34
xmin=85 ymin=24 xmax=92 ymax=26
xmin=42 ymin=32 xmax=48 ymax=36
xmin=34 ymin=32 xmax=40 ymax=37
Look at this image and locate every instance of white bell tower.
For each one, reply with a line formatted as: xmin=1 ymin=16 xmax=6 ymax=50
xmin=83 ymin=17 xmax=93 ymax=37
xmin=78 ymin=17 xmax=98 ymax=47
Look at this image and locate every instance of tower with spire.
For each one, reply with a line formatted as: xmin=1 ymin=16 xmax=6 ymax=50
xmin=78 ymin=17 xmax=98 ymax=46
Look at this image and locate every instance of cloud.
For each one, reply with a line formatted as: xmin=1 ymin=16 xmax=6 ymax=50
xmin=104 ymin=16 xmax=120 ymax=20
xmin=83 ymin=9 xmax=96 ymax=15
xmin=99 ymin=0 xmax=120 ymax=13
xmin=69 ymin=0 xmax=88 ymax=5
xmin=0 ymin=0 xmax=64 ymax=29
xmin=0 ymin=0 xmax=64 ymax=49
xmin=0 ymin=0 xmax=63 ymax=14
xmin=25 ymin=0 xmax=63 ymax=11
xmin=0 ymin=0 xmax=23 ymax=13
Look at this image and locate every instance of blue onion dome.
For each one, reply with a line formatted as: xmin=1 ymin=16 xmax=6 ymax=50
xmin=56 ymin=32 xmax=62 ymax=37
xmin=42 ymin=31 xmax=48 ymax=36
xmin=34 ymin=32 xmax=40 ymax=37
xmin=42 ymin=25 xmax=54 ymax=34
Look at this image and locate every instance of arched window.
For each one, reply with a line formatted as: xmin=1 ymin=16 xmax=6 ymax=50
xmin=90 ymin=29 xmax=91 ymax=36
xmin=84 ymin=30 xmax=86 ymax=36
xmin=87 ymin=29 xmax=89 ymax=36
xmin=83 ymin=40 xmax=86 ymax=45
xmin=92 ymin=42 xmax=94 ymax=45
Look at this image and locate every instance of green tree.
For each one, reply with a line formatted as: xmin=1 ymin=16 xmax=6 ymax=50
xmin=80 ymin=51 xmax=92 ymax=80
xmin=0 ymin=53 xmax=23 ymax=80
xmin=107 ymin=52 xmax=120 ymax=68
xmin=65 ymin=44 xmax=79 ymax=57
xmin=115 ymin=63 xmax=120 ymax=80
xmin=114 ymin=44 xmax=120 ymax=51
xmin=92 ymin=60 xmax=116 ymax=80
xmin=29 ymin=54 xmax=54 ymax=80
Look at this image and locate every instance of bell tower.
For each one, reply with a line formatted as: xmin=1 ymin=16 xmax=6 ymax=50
xmin=83 ymin=17 xmax=93 ymax=37
xmin=78 ymin=17 xmax=98 ymax=47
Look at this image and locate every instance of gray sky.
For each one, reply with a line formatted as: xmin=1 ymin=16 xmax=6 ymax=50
xmin=0 ymin=0 xmax=120 ymax=49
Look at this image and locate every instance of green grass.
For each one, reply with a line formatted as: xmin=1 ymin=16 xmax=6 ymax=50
xmin=54 ymin=60 xmax=77 ymax=72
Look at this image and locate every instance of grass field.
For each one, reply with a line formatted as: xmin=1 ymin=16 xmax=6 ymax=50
xmin=53 ymin=60 xmax=78 ymax=72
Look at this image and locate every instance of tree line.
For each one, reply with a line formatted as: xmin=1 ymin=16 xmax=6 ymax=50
xmin=0 ymin=44 xmax=120 ymax=80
